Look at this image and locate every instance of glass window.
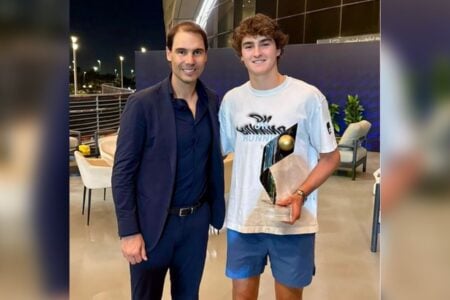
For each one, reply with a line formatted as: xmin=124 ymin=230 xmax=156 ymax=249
xmin=218 ymin=32 xmax=233 ymax=48
xmin=218 ymin=1 xmax=234 ymax=33
xmin=278 ymin=0 xmax=305 ymax=18
xmin=306 ymin=0 xmax=340 ymax=11
xmin=304 ymin=8 xmax=340 ymax=43
xmin=278 ymin=15 xmax=304 ymax=44
xmin=343 ymin=0 xmax=363 ymax=4
xmin=255 ymin=0 xmax=276 ymax=18
xmin=341 ymin=0 xmax=380 ymax=36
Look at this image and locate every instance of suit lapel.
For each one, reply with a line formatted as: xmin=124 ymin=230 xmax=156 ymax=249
xmin=156 ymin=77 xmax=177 ymax=179
xmin=205 ymin=90 xmax=220 ymax=151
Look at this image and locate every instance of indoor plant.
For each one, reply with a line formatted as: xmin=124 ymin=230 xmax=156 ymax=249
xmin=344 ymin=94 xmax=364 ymax=125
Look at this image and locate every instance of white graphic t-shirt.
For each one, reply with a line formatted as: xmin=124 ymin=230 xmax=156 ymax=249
xmin=219 ymin=76 xmax=337 ymax=235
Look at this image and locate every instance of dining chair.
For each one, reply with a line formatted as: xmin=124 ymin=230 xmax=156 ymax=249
xmin=74 ymin=151 xmax=112 ymax=225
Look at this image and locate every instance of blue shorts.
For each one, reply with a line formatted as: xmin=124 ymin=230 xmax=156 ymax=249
xmin=226 ymin=229 xmax=315 ymax=288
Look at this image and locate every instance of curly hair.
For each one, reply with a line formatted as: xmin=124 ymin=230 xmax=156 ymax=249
xmin=231 ymin=14 xmax=289 ymax=58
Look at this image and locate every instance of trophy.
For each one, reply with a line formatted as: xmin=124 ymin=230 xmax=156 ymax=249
xmin=260 ymin=124 xmax=298 ymax=204
xmin=259 ymin=124 xmax=309 ymax=222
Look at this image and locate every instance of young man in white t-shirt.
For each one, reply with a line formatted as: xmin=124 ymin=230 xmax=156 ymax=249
xmin=219 ymin=14 xmax=340 ymax=300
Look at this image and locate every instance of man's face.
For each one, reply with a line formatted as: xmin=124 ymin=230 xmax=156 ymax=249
xmin=166 ymin=30 xmax=207 ymax=85
xmin=240 ymin=35 xmax=281 ymax=76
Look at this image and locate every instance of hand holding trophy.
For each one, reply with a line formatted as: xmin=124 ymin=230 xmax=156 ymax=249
xmin=276 ymin=193 xmax=304 ymax=224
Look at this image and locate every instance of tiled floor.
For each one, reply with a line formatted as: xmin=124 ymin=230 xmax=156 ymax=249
xmin=70 ymin=152 xmax=380 ymax=299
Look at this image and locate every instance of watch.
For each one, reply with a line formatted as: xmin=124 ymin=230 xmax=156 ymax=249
xmin=295 ymin=188 xmax=307 ymax=202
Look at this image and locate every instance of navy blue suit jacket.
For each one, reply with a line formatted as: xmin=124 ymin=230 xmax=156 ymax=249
xmin=112 ymin=76 xmax=225 ymax=251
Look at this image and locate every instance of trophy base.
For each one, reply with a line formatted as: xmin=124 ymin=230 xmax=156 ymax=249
xmin=260 ymin=200 xmax=291 ymax=223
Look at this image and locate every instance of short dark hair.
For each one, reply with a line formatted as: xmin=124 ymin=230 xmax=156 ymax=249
xmin=166 ymin=21 xmax=208 ymax=51
xmin=231 ymin=14 xmax=289 ymax=58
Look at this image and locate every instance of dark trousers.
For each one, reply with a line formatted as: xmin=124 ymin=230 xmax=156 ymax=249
xmin=130 ymin=203 xmax=210 ymax=300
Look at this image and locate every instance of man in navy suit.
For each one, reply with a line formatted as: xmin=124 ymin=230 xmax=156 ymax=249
xmin=112 ymin=21 xmax=225 ymax=299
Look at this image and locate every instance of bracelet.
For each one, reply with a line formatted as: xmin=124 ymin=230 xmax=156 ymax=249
xmin=295 ymin=189 xmax=307 ymax=202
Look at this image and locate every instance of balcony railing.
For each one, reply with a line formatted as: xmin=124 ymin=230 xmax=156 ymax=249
xmin=69 ymin=91 xmax=133 ymax=154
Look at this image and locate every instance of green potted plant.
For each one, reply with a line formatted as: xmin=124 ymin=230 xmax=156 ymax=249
xmin=329 ymin=103 xmax=341 ymax=136
xmin=344 ymin=94 xmax=364 ymax=125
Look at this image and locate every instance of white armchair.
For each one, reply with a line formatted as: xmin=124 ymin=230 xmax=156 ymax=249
xmin=338 ymin=120 xmax=372 ymax=180
xmin=69 ymin=130 xmax=81 ymax=154
xmin=74 ymin=151 xmax=113 ymax=225
xmin=98 ymin=134 xmax=117 ymax=166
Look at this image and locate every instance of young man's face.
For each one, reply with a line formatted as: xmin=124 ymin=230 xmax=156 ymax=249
xmin=166 ymin=30 xmax=207 ymax=86
xmin=240 ymin=35 xmax=281 ymax=77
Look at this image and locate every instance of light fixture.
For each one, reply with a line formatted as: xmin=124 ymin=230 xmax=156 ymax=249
xmin=195 ymin=0 xmax=217 ymax=29
xmin=119 ymin=56 xmax=124 ymax=88
xmin=71 ymin=36 xmax=79 ymax=95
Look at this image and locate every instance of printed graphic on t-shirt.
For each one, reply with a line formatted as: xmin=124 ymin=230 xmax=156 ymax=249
xmin=236 ymin=113 xmax=286 ymax=135
xmin=326 ymin=121 xmax=332 ymax=134
xmin=236 ymin=113 xmax=289 ymax=143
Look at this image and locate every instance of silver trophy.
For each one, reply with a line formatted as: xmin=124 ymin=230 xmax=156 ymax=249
xmin=260 ymin=124 xmax=298 ymax=204
xmin=259 ymin=124 xmax=309 ymax=222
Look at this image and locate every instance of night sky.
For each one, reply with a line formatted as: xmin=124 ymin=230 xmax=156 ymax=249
xmin=70 ymin=0 xmax=166 ymax=75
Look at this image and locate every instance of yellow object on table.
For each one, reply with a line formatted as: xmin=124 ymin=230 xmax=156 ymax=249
xmin=78 ymin=144 xmax=91 ymax=156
